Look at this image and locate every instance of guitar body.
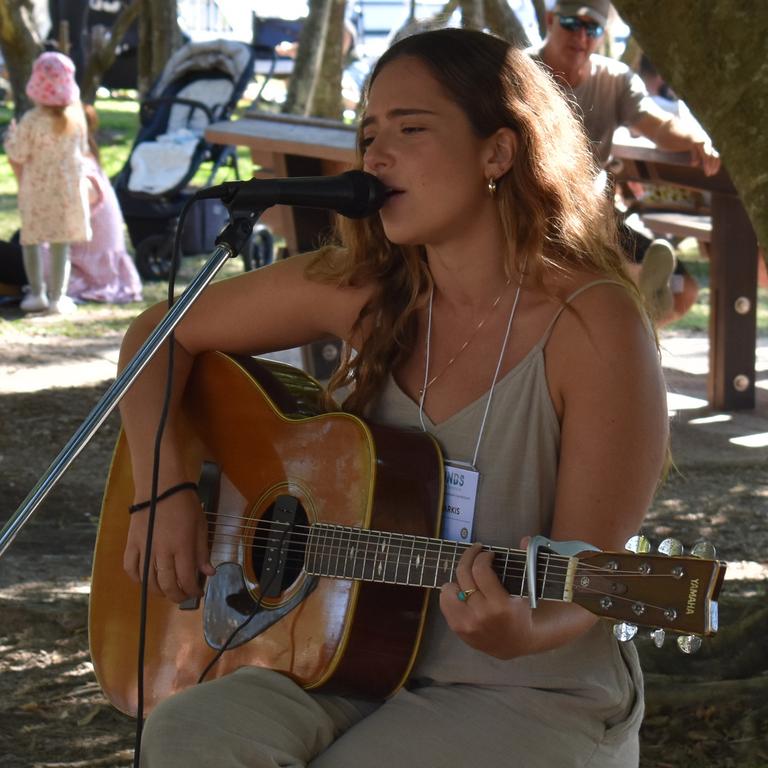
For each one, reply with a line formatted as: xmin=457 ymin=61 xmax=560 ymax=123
xmin=89 ymin=351 xmax=444 ymax=716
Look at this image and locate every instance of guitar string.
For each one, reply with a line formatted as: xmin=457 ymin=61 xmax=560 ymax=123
xmin=203 ymin=542 xmax=693 ymax=583
xmin=203 ymin=545 xmax=567 ymax=581
xmin=561 ymin=587 xmax=685 ymax=616
xmin=200 ymin=513 xmax=648 ymax=575
xmin=190 ymin=539 xmax=689 ymax=616
xmin=200 ymin=523 xmax=671 ymax=578
xmin=200 ymin=521 xmax=573 ymax=575
xmin=202 ymin=536 xmax=573 ymax=585
xmin=200 ymin=537 xmax=693 ymax=617
xmin=190 ymin=527 xmax=700 ymax=614
xmin=198 ymin=516 xmax=664 ymax=577
xmin=200 ymin=533 xmax=683 ymax=582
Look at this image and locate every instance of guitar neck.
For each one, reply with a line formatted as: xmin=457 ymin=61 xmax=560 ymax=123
xmin=304 ymin=522 xmax=573 ymax=603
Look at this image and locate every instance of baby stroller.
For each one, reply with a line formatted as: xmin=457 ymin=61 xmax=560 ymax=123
xmin=115 ymin=39 xmax=274 ymax=281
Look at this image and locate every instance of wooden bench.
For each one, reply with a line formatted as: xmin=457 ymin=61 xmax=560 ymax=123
xmin=639 ymin=211 xmax=712 ymax=244
xmin=640 ymin=211 xmax=768 ymax=290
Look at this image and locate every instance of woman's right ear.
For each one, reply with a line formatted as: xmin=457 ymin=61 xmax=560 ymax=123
xmin=484 ymin=127 xmax=518 ymax=181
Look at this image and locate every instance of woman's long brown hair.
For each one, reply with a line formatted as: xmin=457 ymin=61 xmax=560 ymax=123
xmin=307 ymin=28 xmax=637 ymax=414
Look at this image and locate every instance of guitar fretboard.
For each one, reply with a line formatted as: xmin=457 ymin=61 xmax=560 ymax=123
xmin=304 ymin=523 xmax=570 ymax=602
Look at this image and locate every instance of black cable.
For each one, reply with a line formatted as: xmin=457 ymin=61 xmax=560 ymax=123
xmin=132 ymin=197 xmax=195 ymax=768
xmin=196 ymin=526 xmax=289 ymax=685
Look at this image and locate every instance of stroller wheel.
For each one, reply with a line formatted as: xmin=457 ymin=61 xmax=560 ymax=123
xmin=243 ymin=226 xmax=275 ymax=272
xmin=134 ymin=234 xmax=180 ymax=281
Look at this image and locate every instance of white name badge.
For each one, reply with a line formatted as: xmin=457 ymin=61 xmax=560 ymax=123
xmin=441 ymin=464 xmax=479 ymax=542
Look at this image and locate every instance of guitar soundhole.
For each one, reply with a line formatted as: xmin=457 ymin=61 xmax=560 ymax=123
xmin=249 ymin=499 xmax=309 ymax=593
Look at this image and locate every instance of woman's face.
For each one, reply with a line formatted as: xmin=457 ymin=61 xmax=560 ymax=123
xmin=362 ymin=56 xmax=494 ymax=247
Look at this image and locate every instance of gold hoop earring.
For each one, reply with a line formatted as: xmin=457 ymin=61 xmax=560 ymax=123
xmin=487 ymin=177 xmax=497 ymax=197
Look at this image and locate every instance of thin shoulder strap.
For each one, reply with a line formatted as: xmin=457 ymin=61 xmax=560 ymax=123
xmin=539 ymin=279 xmax=625 ymax=348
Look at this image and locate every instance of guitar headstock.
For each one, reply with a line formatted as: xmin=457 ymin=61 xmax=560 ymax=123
xmin=570 ymin=537 xmax=727 ymax=648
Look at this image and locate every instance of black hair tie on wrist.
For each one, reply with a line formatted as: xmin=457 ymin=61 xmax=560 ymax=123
xmin=128 ymin=481 xmax=199 ymax=514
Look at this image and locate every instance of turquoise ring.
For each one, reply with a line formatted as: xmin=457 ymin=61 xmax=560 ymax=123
xmin=457 ymin=588 xmax=477 ymax=602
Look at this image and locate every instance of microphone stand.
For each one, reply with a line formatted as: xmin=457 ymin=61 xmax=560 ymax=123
xmin=0 ymin=207 xmax=263 ymax=558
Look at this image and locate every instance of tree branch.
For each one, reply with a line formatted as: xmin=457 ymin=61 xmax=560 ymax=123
xmin=80 ymin=0 xmax=141 ymax=103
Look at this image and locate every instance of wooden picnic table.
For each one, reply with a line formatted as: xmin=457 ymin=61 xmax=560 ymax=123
xmin=206 ymin=113 xmax=761 ymax=409
xmin=611 ymin=130 xmax=760 ymax=410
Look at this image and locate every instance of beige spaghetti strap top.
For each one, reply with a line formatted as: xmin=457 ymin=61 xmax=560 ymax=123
xmin=366 ymin=279 xmax=642 ymax=698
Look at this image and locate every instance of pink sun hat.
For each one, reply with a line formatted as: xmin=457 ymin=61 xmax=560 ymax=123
xmin=26 ymin=52 xmax=80 ymax=107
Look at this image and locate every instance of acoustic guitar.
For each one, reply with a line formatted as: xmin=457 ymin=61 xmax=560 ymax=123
xmin=89 ymin=351 xmax=726 ymax=717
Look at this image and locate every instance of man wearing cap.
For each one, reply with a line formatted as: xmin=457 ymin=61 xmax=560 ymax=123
xmin=531 ymin=1 xmax=720 ymax=323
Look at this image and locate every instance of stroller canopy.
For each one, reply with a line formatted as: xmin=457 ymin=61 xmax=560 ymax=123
xmin=125 ymin=39 xmax=254 ymax=197
xmin=153 ymin=39 xmax=255 ymax=100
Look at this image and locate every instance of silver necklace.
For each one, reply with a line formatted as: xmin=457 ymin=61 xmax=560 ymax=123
xmin=418 ymin=277 xmax=511 ymax=396
xmin=418 ymin=268 xmax=526 ymax=468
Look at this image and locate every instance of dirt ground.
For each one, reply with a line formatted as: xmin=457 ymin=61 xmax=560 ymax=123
xmin=0 ymin=328 xmax=766 ymax=767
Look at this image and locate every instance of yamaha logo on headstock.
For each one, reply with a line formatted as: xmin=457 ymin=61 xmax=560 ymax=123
xmin=686 ymin=578 xmax=699 ymax=615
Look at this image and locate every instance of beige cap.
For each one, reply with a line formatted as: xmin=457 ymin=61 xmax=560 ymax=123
xmin=553 ymin=1 xmax=610 ymax=28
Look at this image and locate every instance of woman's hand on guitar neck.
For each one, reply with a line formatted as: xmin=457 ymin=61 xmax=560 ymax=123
xmin=440 ymin=543 xmax=535 ymax=659
xmin=123 ymin=493 xmax=215 ymax=603
xmin=440 ymin=542 xmax=596 ymax=659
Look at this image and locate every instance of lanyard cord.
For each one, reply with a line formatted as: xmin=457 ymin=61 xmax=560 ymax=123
xmin=418 ymin=264 xmax=526 ymax=468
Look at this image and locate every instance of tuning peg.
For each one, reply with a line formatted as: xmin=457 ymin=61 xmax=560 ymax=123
xmin=677 ymin=634 xmax=703 ymax=654
xmin=650 ymin=628 xmax=666 ymax=648
xmin=657 ymin=538 xmax=683 ymax=557
xmin=624 ymin=535 xmax=651 ymax=553
xmin=613 ymin=622 xmax=638 ymax=642
xmin=690 ymin=541 xmax=717 ymax=559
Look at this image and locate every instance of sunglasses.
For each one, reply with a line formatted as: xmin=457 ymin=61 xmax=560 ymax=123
xmin=557 ymin=15 xmax=604 ymax=39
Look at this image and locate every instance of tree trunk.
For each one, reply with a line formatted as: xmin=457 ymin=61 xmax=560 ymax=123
xmin=611 ymin=0 xmax=768 ymax=252
xmin=637 ymin=601 xmax=768 ymax=681
xmin=0 ymin=0 xmax=42 ymax=117
xmin=309 ymin=0 xmax=346 ymax=119
xmin=459 ymin=0 xmax=485 ymax=31
xmin=80 ymin=0 xmax=141 ymax=104
xmin=389 ymin=0 xmax=458 ymax=46
xmin=531 ymin=0 xmax=547 ymax=40
xmin=137 ymin=0 xmax=181 ymax=98
xmin=636 ymin=592 xmax=768 ymax=763
xmin=619 ymin=35 xmax=641 ymax=69
xmin=284 ymin=0 xmax=331 ymax=115
xmin=483 ymin=0 xmax=530 ymax=47
xmin=283 ymin=0 xmax=346 ymax=120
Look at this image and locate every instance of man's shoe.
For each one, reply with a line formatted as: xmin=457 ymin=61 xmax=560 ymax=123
xmin=639 ymin=239 xmax=676 ymax=321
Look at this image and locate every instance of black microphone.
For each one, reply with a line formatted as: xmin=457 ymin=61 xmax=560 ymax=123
xmin=194 ymin=170 xmax=388 ymax=219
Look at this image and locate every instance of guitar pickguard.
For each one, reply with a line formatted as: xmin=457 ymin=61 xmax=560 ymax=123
xmin=203 ymin=562 xmax=318 ymax=649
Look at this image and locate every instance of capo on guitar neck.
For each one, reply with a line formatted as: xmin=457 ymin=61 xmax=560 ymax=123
xmin=526 ymin=536 xmax=601 ymax=609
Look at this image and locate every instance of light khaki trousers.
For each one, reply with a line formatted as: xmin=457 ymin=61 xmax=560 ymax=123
xmin=138 ymin=666 xmax=641 ymax=767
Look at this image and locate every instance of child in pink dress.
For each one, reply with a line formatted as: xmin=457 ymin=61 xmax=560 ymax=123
xmin=66 ymin=105 xmax=142 ymax=304
xmin=0 ymin=104 xmax=143 ymax=305
xmin=4 ymin=51 xmax=91 ymax=314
